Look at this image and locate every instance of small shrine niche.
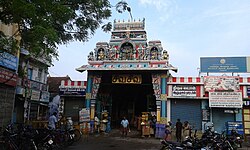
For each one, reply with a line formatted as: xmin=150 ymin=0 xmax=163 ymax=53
xmin=97 ymin=48 xmax=105 ymax=60
xmin=150 ymin=47 xmax=158 ymax=60
xmin=119 ymin=42 xmax=134 ymax=60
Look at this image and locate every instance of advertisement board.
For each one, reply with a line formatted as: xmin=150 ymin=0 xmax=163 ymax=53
xmin=31 ymin=90 xmax=40 ymax=101
xmin=204 ymin=76 xmax=240 ymax=92
xmin=209 ymin=92 xmax=242 ymax=108
xmin=172 ymin=85 xmax=196 ymax=97
xmin=200 ymin=57 xmax=250 ymax=73
xmin=0 ymin=67 xmax=17 ymax=86
xmin=0 ymin=51 xmax=18 ymax=71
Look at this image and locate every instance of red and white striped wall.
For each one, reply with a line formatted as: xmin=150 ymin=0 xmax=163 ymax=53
xmin=60 ymin=80 xmax=87 ymax=88
xmin=168 ymin=77 xmax=203 ymax=84
xmin=167 ymin=77 xmax=204 ymax=98
xmin=167 ymin=76 xmax=250 ymax=98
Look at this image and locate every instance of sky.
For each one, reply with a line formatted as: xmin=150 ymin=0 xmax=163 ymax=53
xmin=48 ymin=0 xmax=250 ymax=81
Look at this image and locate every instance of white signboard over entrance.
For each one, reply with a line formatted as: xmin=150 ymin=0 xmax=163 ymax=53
xmin=209 ymin=92 xmax=242 ymax=108
xmin=172 ymin=85 xmax=196 ymax=97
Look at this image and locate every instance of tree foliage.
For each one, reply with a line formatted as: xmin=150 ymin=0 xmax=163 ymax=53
xmin=0 ymin=0 xmax=129 ymax=63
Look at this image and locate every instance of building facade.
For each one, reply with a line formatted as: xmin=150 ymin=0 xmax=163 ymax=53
xmin=14 ymin=48 xmax=50 ymax=123
xmin=0 ymin=23 xmax=19 ymax=127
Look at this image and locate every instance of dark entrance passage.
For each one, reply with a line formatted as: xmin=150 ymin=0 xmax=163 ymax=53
xmin=97 ymin=71 xmax=156 ymax=129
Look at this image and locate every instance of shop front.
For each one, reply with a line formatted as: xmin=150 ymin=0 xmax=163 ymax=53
xmin=204 ymin=76 xmax=243 ymax=133
xmin=59 ymin=80 xmax=87 ymax=125
xmin=167 ymin=77 xmax=204 ymax=130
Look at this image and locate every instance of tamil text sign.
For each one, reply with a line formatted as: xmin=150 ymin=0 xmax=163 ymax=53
xmin=0 ymin=51 xmax=18 ymax=71
xmin=209 ymin=92 xmax=242 ymax=108
xmin=204 ymin=76 xmax=240 ymax=92
xmin=200 ymin=57 xmax=250 ymax=73
xmin=0 ymin=67 xmax=17 ymax=86
xmin=172 ymin=85 xmax=196 ymax=97
xmin=112 ymin=74 xmax=142 ymax=84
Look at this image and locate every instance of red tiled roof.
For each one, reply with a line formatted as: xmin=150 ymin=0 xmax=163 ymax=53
xmin=47 ymin=76 xmax=71 ymax=93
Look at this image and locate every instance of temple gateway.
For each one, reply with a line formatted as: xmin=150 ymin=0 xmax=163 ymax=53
xmin=76 ymin=19 xmax=177 ymax=128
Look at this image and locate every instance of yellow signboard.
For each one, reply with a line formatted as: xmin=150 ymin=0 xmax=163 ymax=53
xmin=112 ymin=75 xmax=142 ymax=84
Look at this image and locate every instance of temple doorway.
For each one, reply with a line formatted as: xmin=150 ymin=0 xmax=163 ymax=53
xmin=96 ymin=71 xmax=156 ymax=128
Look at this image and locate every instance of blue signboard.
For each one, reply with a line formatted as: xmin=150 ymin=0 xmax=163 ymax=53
xmin=226 ymin=121 xmax=244 ymax=135
xmin=200 ymin=57 xmax=248 ymax=73
xmin=247 ymin=86 xmax=250 ymax=96
xmin=0 ymin=51 xmax=18 ymax=71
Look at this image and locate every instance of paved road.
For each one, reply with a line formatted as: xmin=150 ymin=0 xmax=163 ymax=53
xmin=65 ymin=129 xmax=250 ymax=150
xmin=66 ymin=129 xmax=162 ymax=150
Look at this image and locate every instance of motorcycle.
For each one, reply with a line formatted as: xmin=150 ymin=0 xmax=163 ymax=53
xmin=227 ymin=128 xmax=243 ymax=149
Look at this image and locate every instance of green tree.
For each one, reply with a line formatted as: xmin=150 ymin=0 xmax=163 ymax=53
xmin=0 ymin=0 xmax=130 ymax=63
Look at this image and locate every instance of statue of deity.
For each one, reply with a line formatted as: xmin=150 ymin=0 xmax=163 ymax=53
xmin=97 ymin=48 xmax=105 ymax=60
xmin=88 ymin=51 xmax=94 ymax=61
xmin=162 ymin=50 xmax=169 ymax=60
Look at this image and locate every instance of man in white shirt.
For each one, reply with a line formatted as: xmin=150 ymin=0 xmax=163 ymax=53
xmin=48 ymin=112 xmax=58 ymax=130
xmin=121 ymin=116 xmax=129 ymax=137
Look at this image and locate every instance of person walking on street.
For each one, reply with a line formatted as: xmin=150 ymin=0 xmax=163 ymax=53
xmin=48 ymin=112 xmax=58 ymax=130
xmin=183 ymin=121 xmax=190 ymax=140
xmin=164 ymin=125 xmax=171 ymax=141
xmin=121 ymin=116 xmax=129 ymax=137
xmin=175 ymin=119 xmax=182 ymax=142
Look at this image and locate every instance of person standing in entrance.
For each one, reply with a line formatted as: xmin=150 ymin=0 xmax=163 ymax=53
xmin=121 ymin=116 xmax=129 ymax=137
xmin=175 ymin=119 xmax=183 ymax=142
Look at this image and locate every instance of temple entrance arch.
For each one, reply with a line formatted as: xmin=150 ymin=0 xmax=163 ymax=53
xmin=96 ymin=71 xmax=156 ymax=128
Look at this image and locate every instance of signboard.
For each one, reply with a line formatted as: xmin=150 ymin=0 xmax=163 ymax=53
xmin=31 ymin=90 xmax=40 ymax=101
xmin=40 ymin=91 xmax=50 ymax=102
xmin=204 ymin=76 xmax=240 ymax=92
xmin=172 ymin=85 xmax=196 ymax=97
xmin=209 ymin=92 xmax=242 ymax=108
xmin=200 ymin=57 xmax=250 ymax=73
xmin=247 ymin=86 xmax=250 ymax=96
xmin=59 ymin=87 xmax=85 ymax=95
xmin=0 ymin=51 xmax=18 ymax=71
xmin=30 ymin=80 xmax=41 ymax=90
xmin=79 ymin=108 xmax=90 ymax=122
xmin=226 ymin=121 xmax=244 ymax=135
xmin=112 ymin=74 xmax=142 ymax=84
xmin=202 ymin=109 xmax=210 ymax=121
xmin=0 ymin=67 xmax=17 ymax=86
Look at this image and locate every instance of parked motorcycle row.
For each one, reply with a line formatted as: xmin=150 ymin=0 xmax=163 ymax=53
xmin=0 ymin=123 xmax=82 ymax=150
xmin=161 ymin=125 xmax=243 ymax=150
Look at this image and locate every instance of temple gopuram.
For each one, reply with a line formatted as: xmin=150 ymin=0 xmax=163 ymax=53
xmin=76 ymin=19 xmax=177 ymax=128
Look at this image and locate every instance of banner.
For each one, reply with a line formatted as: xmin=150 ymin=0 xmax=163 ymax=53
xmin=209 ymin=92 xmax=242 ymax=108
xmin=204 ymin=76 xmax=240 ymax=92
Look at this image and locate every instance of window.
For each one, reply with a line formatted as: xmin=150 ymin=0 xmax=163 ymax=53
xmin=28 ymin=68 xmax=33 ymax=80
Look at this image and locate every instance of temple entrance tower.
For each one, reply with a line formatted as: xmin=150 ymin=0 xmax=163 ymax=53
xmin=77 ymin=19 xmax=177 ymax=127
